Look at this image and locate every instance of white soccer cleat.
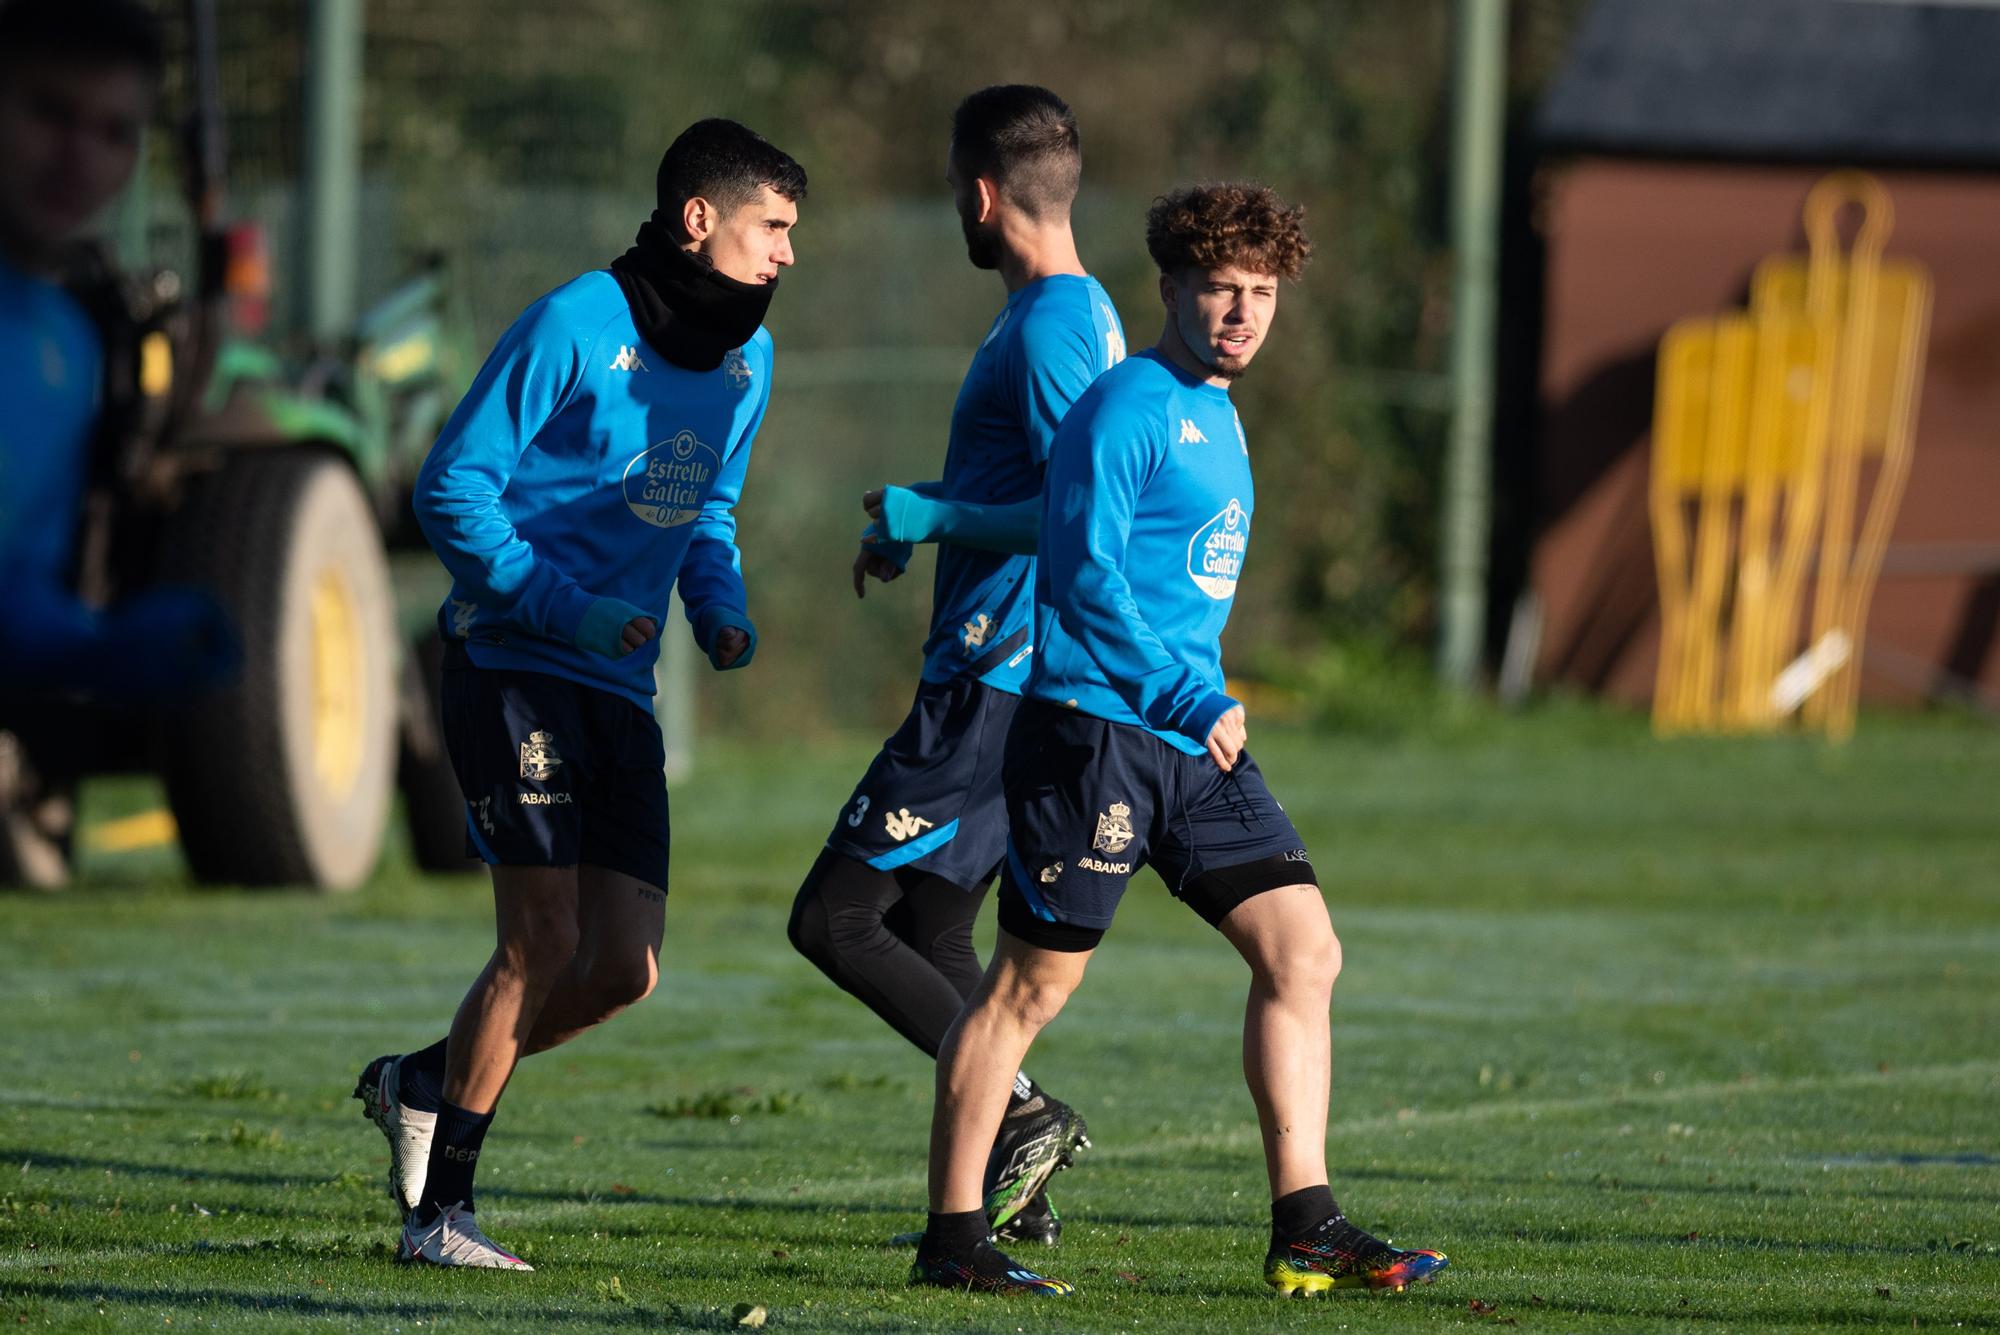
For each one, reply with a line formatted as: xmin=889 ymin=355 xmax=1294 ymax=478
xmin=354 ymin=1053 xmax=435 ymax=1216
xmin=397 ymin=1203 xmax=533 ymax=1270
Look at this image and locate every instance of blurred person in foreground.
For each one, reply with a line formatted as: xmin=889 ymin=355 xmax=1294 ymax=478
xmin=0 ymin=2 xmax=238 ymax=757
xmin=908 ymin=185 xmax=1450 ymax=1297
xmin=350 ymin=118 xmax=803 ymax=1270
xmin=787 ymin=85 xmax=1123 ymax=1248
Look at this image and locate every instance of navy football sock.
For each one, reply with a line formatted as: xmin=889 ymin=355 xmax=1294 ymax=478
xmin=416 ymin=1100 xmax=493 ymax=1224
xmin=398 ymin=1039 xmax=449 ymax=1114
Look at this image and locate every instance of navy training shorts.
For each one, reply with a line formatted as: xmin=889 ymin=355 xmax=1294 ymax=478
xmin=440 ymin=641 xmax=671 ymax=892
xmin=822 ymin=675 xmax=1020 ymax=891
xmin=996 ymin=698 xmax=1316 ymax=950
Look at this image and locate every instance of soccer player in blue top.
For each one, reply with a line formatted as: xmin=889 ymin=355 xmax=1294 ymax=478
xmin=0 ymin=0 xmax=238 ymax=882
xmin=351 ymin=119 xmax=803 ymax=1270
xmin=910 ymin=186 xmax=1449 ymax=1296
xmin=787 ymin=86 xmax=1122 ymax=1246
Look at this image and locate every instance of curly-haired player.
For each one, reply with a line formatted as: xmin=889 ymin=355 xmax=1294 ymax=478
xmin=908 ymin=184 xmax=1450 ymax=1297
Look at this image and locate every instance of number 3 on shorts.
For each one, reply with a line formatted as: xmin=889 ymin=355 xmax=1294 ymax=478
xmin=846 ymin=795 xmax=871 ymax=828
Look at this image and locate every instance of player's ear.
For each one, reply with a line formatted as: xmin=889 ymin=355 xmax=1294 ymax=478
xmin=976 ymin=176 xmax=1000 ymax=224
xmin=681 ymin=195 xmax=713 ymax=244
xmin=1158 ymin=271 xmax=1178 ymax=314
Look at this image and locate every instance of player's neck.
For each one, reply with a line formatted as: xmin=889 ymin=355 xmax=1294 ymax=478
xmin=1155 ymin=318 xmax=1231 ymax=389
xmin=995 ymin=223 xmax=1085 ymax=294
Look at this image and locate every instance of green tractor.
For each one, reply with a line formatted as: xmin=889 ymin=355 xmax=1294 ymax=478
xmin=0 ymin=0 xmax=472 ymax=889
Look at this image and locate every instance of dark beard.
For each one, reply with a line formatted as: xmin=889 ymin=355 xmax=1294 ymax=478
xmin=959 ymin=209 xmax=1000 ymax=271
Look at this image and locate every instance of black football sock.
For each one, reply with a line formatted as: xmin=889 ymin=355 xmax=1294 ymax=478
xmin=398 ymin=1039 xmax=449 ymax=1114
xmin=1271 ymin=1184 xmax=1339 ymax=1245
xmin=416 ymin=1100 xmax=493 ymax=1225
xmin=1272 ymin=1185 xmax=1393 ymax=1260
xmin=919 ymin=1207 xmax=992 ymax=1258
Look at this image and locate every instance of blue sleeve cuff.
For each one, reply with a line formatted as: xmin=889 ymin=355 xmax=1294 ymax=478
xmin=860 ymin=520 xmax=912 ymax=572
xmin=575 ymin=597 xmax=650 ymax=659
xmin=693 ymin=605 xmax=757 ymax=671
xmin=1180 ymin=691 xmax=1241 ymax=750
xmin=879 ymin=485 xmax=947 ymax=544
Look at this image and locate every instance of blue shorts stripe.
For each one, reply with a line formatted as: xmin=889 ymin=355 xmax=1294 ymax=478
xmin=1005 ymin=840 xmax=1059 ymax=922
xmin=866 ymin=818 xmax=961 ymax=871
xmin=464 ymin=810 xmax=500 ymax=864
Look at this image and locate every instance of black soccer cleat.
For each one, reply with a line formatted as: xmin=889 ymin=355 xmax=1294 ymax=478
xmin=910 ymin=1238 xmax=1074 ymax=1295
xmin=992 ymin=1191 xmax=1062 ymax=1246
xmin=984 ymin=1094 xmax=1089 ymax=1233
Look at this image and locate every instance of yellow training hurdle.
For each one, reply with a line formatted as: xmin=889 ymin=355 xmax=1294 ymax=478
xmin=1648 ymin=172 xmax=1932 ymax=739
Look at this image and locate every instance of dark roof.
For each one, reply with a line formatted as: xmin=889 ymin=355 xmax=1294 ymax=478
xmin=1539 ymin=0 xmax=2000 ymax=168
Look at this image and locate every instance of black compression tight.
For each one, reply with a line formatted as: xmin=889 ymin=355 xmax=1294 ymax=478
xmin=787 ymin=846 xmax=988 ymax=1058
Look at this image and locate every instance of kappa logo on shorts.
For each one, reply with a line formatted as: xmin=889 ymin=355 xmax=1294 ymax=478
xmin=883 ymin=807 xmax=934 ymax=842
xmin=449 ymin=598 xmax=478 ymax=638
xmin=1039 ymin=860 xmax=1064 ymax=884
xmin=471 ymin=796 xmax=495 ymax=835
xmin=1092 ymin=801 xmax=1134 ymax=856
xmin=1283 ymin=848 xmax=1310 ymax=863
xmin=519 ymin=730 xmax=563 ymax=781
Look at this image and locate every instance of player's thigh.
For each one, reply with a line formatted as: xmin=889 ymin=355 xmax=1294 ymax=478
xmin=576 ymin=863 xmax=666 ymax=978
xmin=1217 ymin=882 xmax=1339 ymax=989
xmin=488 ymin=864 xmax=583 ymax=961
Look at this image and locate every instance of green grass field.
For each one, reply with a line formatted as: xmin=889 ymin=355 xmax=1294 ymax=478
xmin=3 ymin=711 xmax=1997 ymax=1331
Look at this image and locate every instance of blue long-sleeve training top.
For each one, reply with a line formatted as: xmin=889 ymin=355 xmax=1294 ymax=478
xmin=919 ymin=273 xmax=1124 ymax=693
xmin=414 ymin=269 xmax=770 ymax=710
xmin=0 ymin=253 xmax=102 ymax=681
xmin=1028 ymin=348 xmax=1251 ymax=755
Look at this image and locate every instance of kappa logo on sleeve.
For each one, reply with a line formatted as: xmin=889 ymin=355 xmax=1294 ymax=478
xmin=1177 ymin=418 xmax=1208 ymax=445
xmin=609 ymin=345 xmax=649 ymax=372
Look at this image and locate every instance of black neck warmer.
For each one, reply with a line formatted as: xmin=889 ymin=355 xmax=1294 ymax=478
xmin=609 ymin=211 xmax=775 ymax=371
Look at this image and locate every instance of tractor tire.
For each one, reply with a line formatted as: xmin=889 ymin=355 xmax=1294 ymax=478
xmin=399 ymin=631 xmax=478 ymax=874
xmin=157 ymin=450 xmax=397 ymax=889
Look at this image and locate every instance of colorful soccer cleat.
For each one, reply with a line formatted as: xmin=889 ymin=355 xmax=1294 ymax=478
xmin=398 ymin=1202 xmax=533 ymax=1270
xmin=992 ymin=1191 xmax=1062 ymax=1246
xmin=910 ymin=1240 xmax=1074 ymax=1295
xmin=354 ymin=1053 xmax=434 ymax=1217
xmin=984 ymin=1095 xmax=1089 ymax=1233
xmin=1264 ymin=1217 xmax=1449 ymax=1297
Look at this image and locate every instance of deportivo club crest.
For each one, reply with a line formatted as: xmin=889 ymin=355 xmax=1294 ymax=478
xmin=519 ymin=731 xmax=563 ymax=781
xmin=1093 ymin=802 xmax=1134 ymax=856
xmin=722 ymin=348 xmax=752 ymax=390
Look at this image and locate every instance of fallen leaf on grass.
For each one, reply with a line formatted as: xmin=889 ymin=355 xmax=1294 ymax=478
xmin=1469 ymin=1298 xmax=1498 ymax=1315
xmin=1116 ymin=1271 xmax=1143 ymax=1284
xmin=732 ymin=1303 xmax=767 ymax=1328
xmin=609 ymin=1183 xmax=635 ymax=1195
xmin=771 ymin=1249 xmax=789 ymax=1259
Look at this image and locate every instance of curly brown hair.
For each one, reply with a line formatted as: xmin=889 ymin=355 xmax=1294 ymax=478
xmin=1144 ymin=183 xmax=1311 ymax=281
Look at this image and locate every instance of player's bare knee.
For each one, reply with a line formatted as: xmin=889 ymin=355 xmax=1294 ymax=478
xmin=594 ymin=949 xmax=659 ymax=1009
xmin=996 ymin=973 xmax=1074 ymax=1031
xmin=1255 ymin=930 xmax=1340 ymax=1002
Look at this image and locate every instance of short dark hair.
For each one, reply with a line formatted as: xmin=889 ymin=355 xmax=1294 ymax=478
xmin=1145 ymin=183 xmax=1312 ymax=281
xmin=656 ymin=118 xmax=807 ymax=226
xmin=950 ymin=84 xmax=1081 ymax=221
xmin=0 ymin=0 xmax=164 ymax=79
